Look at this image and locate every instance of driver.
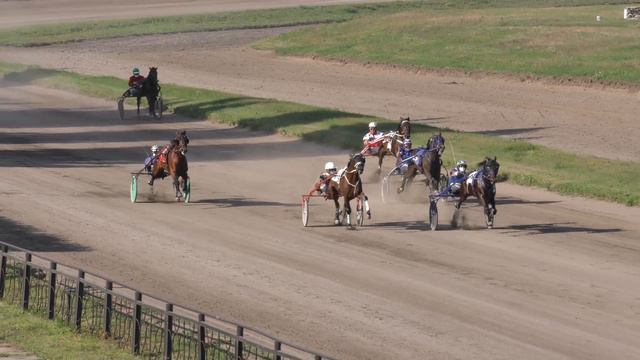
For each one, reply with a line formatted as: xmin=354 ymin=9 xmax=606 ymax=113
xmin=308 ymin=161 xmax=339 ymax=198
xmin=441 ymin=160 xmax=468 ymax=196
xmin=144 ymin=144 xmax=160 ymax=172
xmin=127 ymin=67 xmax=145 ymax=96
xmin=362 ymin=122 xmax=385 ymax=155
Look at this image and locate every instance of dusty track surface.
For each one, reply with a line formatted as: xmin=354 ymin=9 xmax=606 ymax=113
xmin=1 ymin=29 xmax=639 ymax=161
xmin=1 ymin=81 xmax=639 ymax=359
xmin=0 ymin=0 xmax=394 ymax=29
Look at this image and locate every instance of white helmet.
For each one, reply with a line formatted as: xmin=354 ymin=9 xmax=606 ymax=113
xmin=368 ymin=122 xmax=377 ymax=128
xmin=325 ymin=161 xmax=336 ymax=171
xmin=151 ymin=144 xmax=159 ymax=153
xmin=456 ymin=159 xmax=467 ymax=171
xmin=403 ymin=138 xmax=412 ymax=148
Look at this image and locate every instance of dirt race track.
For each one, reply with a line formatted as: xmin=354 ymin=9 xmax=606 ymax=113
xmin=0 ymin=0 xmax=396 ymax=29
xmin=2 ymin=28 xmax=639 ymax=161
xmin=1 ymin=1 xmax=640 ymax=359
xmin=1 ymin=81 xmax=640 ymax=360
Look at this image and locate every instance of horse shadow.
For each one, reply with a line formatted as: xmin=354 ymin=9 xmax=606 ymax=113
xmin=495 ymin=198 xmax=561 ymax=205
xmin=192 ymin=197 xmax=297 ymax=208
xmin=497 ymin=222 xmax=623 ymax=235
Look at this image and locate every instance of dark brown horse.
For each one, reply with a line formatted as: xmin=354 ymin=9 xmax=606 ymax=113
xmin=327 ymin=153 xmax=371 ymax=227
xmin=398 ymin=132 xmax=445 ymax=193
xmin=149 ymin=130 xmax=190 ymax=201
xmin=135 ymin=67 xmax=160 ymax=117
xmin=376 ymin=117 xmax=411 ymax=173
xmin=456 ymin=156 xmax=500 ymax=228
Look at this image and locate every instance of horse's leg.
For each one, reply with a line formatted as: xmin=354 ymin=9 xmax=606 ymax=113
xmin=490 ymin=185 xmax=497 ymax=215
xmin=397 ymin=166 xmax=416 ymax=193
xmin=377 ymin=150 xmax=384 ymax=174
xmin=477 ymin=189 xmax=492 ymax=228
xmin=173 ymin=175 xmax=181 ymax=201
xmin=344 ymin=197 xmax=352 ymax=227
xmin=456 ymin=185 xmax=468 ymax=209
xmin=363 ymin=194 xmax=371 ymax=219
xmin=333 ymin=198 xmax=341 ymax=226
xmin=147 ymin=96 xmax=153 ymax=117
xmin=136 ymin=97 xmax=141 ymax=116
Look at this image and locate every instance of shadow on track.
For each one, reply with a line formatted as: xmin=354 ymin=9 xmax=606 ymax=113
xmin=0 ymin=215 xmax=91 ymax=252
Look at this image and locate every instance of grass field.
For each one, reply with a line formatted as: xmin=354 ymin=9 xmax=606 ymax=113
xmin=0 ymin=301 xmax=137 ymax=360
xmin=1 ymin=62 xmax=637 ymax=206
xmin=256 ymin=3 xmax=640 ymax=85
xmin=0 ymin=0 xmax=635 ymax=47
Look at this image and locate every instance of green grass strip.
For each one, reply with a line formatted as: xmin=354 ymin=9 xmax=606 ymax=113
xmin=256 ymin=3 xmax=640 ymax=85
xmin=1 ymin=62 xmax=637 ymax=206
xmin=0 ymin=0 xmax=634 ymax=47
xmin=0 ymin=301 xmax=137 ymax=360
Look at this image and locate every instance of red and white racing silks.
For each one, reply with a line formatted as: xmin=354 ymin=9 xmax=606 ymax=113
xmin=361 ymin=130 xmax=385 ymax=154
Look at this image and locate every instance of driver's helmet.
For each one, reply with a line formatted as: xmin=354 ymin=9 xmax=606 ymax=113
xmin=403 ymin=138 xmax=412 ymax=149
xmin=132 ymin=67 xmax=140 ymax=76
xmin=368 ymin=121 xmax=377 ymax=130
xmin=456 ymin=159 xmax=467 ymax=173
xmin=324 ymin=161 xmax=337 ymax=172
xmin=151 ymin=144 xmax=159 ymax=154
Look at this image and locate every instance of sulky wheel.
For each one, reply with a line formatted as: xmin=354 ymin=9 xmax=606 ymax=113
xmin=130 ymin=175 xmax=138 ymax=203
xmin=381 ymin=176 xmax=391 ymax=204
xmin=428 ymin=199 xmax=438 ymax=231
xmin=302 ymin=198 xmax=309 ymax=227
xmin=117 ymin=97 xmax=125 ymax=120
xmin=155 ymin=96 xmax=163 ymax=119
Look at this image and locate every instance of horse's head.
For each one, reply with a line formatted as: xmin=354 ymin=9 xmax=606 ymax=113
xmin=398 ymin=116 xmax=411 ymax=138
xmin=174 ymin=129 xmax=189 ymax=154
xmin=147 ymin=67 xmax=158 ymax=81
xmin=348 ymin=153 xmax=366 ymax=174
xmin=480 ymin=156 xmax=500 ymax=184
xmin=428 ymin=132 xmax=445 ymax=156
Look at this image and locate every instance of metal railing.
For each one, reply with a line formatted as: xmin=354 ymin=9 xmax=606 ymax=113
xmin=0 ymin=241 xmax=336 ymax=360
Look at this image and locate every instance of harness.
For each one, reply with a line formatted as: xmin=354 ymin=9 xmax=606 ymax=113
xmin=340 ymin=161 xmax=363 ymax=198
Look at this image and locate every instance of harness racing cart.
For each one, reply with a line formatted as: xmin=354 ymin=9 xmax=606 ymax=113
xmin=380 ymin=158 xmax=448 ymax=204
xmin=117 ymin=87 xmax=163 ymax=121
xmin=301 ymin=192 xmax=368 ymax=228
xmin=130 ymin=164 xmax=191 ymax=204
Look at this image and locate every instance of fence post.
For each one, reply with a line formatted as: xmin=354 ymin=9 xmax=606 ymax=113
xmin=104 ymin=281 xmax=112 ymax=337
xmin=164 ymin=304 xmax=173 ymax=360
xmin=47 ymin=262 xmax=56 ymax=320
xmin=198 ymin=314 xmax=205 ymax=360
xmin=22 ymin=253 xmax=31 ymax=310
xmin=235 ymin=326 xmax=244 ymax=360
xmin=0 ymin=245 xmax=7 ymax=299
xmin=274 ymin=341 xmax=282 ymax=360
xmin=132 ymin=292 xmax=142 ymax=354
xmin=75 ymin=270 xmax=84 ymax=331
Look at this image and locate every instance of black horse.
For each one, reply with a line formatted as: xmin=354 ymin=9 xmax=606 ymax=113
xmin=398 ymin=132 xmax=445 ymax=193
xmin=457 ymin=156 xmax=500 ymax=228
xmin=127 ymin=67 xmax=160 ymax=117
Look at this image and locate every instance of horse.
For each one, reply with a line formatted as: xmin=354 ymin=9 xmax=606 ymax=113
xmin=397 ymin=132 xmax=445 ymax=193
xmin=456 ymin=156 xmax=500 ymax=228
xmin=134 ymin=67 xmax=160 ymax=117
xmin=149 ymin=130 xmax=190 ymax=201
xmin=327 ymin=153 xmax=371 ymax=227
xmin=376 ymin=117 xmax=411 ymax=173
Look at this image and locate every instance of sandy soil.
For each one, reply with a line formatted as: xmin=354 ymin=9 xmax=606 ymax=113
xmin=1 ymin=28 xmax=638 ymax=162
xmin=0 ymin=0 xmax=394 ymax=29
xmin=1 ymin=81 xmax=639 ymax=360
